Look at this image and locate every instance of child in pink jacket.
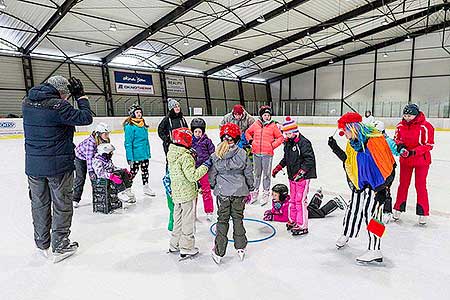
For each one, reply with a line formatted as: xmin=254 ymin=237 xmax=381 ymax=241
xmin=245 ymin=106 xmax=283 ymax=206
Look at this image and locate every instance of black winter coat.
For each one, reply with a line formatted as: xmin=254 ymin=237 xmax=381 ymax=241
xmin=157 ymin=110 xmax=188 ymax=154
xmin=279 ymin=134 xmax=317 ymax=180
xmin=22 ymin=83 xmax=93 ymax=177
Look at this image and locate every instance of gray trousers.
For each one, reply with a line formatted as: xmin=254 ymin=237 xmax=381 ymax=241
xmin=28 ymin=171 xmax=74 ymax=250
xmin=170 ymin=201 xmax=195 ymax=251
xmin=253 ymin=155 xmax=273 ymax=191
xmin=214 ymin=196 xmax=247 ymax=257
xmin=73 ymin=157 xmax=87 ymax=203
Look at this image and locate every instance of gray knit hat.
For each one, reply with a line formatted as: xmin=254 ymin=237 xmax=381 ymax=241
xmin=168 ymin=98 xmax=180 ymax=111
xmin=47 ymin=75 xmax=70 ymax=96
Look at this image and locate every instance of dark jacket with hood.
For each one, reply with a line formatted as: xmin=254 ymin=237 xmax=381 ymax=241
xmin=22 ymin=83 xmax=93 ymax=177
xmin=157 ymin=110 xmax=188 ymax=154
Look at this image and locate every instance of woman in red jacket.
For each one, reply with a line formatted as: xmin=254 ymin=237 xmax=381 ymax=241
xmin=393 ymin=104 xmax=434 ymax=225
xmin=245 ymin=106 xmax=284 ymax=206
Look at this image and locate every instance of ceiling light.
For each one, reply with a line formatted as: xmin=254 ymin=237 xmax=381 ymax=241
xmin=156 ymin=52 xmax=161 ymax=57
xmin=329 ymin=59 xmax=334 ymax=64
xmin=381 ymin=18 xmax=389 ymax=26
xmin=271 ymin=57 xmax=276 ymax=64
xmin=0 ymin=0 xmax=6 ymax=10
xmin=339 ymin=45 xmax=344 ymax=52
xmin=109 ymin=23 xmax=117 ymax=32
xmin=233 ymin=49 xmax=239 ymax=56
xmin=85 ymin=41 xmax=92 ymax=47
xmin=383 ymin=52 xmax=388 ymax=58
xmin=205 ymin=61 xmax=210 ymax=65
xmin=257 ymin=15 xmax=265 ymax=23
xmin=405 ymin=35 xmax=411 ymax=42
xmin=183 ymin=38 xmax=189 ymax=46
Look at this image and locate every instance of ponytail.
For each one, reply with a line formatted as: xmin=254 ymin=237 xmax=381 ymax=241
xmin=215 ymin=141 xmax=230 ymax=159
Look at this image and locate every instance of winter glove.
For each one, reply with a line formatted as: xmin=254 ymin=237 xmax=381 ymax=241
xmin=396 ymin=144 xmax=406 ymax=153
xmin=190 ymin=148 xmax=198 ymax=161
xmin=202 ymin=158 xmax=213 ymax=169
xmin=294 ymin=169 xmax=306 ymax=182
xmin=88 ymin=171 xmax=97 ymax=181
xmin=400 ymin=148 xmax=414 ymax=158
xmin=272 ymin=164 xmax=283 ymax=178
xmin=328 ymin=136 xmax=338 ymax=148
xmin=109 ymin=173 xmax=122 ymax=185
xmin=263 ymin=210 xmax=273 ymax=221
xmin=68 ymin=77 xmax=85 ymax=100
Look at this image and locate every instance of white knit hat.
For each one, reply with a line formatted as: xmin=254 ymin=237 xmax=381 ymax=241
xmin=168 ymin=98 xmax=180 ymax=111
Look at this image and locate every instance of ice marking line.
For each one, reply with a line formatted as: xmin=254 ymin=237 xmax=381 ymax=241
xmin=209 ymin=218 xmax=276 ymax=243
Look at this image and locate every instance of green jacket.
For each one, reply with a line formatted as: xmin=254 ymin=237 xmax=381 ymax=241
xmin=167 ymin=144 xmax=208 ymax=204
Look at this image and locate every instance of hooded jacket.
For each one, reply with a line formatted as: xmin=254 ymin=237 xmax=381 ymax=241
xmin=219 ymin=109 xmax=255 ymax=133
xmin=209 ymin=145 xmax=255 ymax=197
xmin=192 ymin=134 xmax=215 ymax=167
xmin=158 ymin=110 xmax=188 ymax=154
xmin=395 ymin=112 xmax=434 ymax=167
xmin=278 ymin=134 xmax=317 ymax=181
xmin=245 ymin=119 xmax=283 ymax=156
xmin=22 ymin=83 xmax=93 ymax=177
xmin=124 ymin=122 xmax=151 ymax=162
xmin=167 ymin=144 xmax=208 ymax=203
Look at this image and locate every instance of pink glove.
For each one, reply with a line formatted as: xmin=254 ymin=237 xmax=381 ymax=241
xmin=109 ymin=173 xmax=122 ymax=184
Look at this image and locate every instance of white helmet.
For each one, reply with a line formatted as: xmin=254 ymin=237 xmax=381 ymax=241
xmin=94 ymin=122 xmax=110 ymax=133
xmin=373 ymin=120 xmax=385 ymax=132
xmin=97 ymin=143 xmax=115 ymax=155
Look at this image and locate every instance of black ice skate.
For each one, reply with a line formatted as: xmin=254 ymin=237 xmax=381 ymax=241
xmin=286 ymin=221 xmax=295 ymax=231
xmin=179 ymin=247 xmax=199 ymax=261
xmin=291 ymin=226 xmax=308 ymax=236
xmin=52 ymin=240 xmax=79 ymax=263
xmin=333 ymin=195 xmax=348 ymax=210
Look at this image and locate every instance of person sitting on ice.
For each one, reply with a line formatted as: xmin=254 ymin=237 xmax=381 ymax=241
xmin=92 ymin=143 xmax=135 ymax=204
xmin=263 ymin=184 xmax=347 ymax=222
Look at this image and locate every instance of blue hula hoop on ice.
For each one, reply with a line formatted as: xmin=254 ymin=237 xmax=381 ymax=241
xmin=209 ymin=218 xmax=277 ymax=243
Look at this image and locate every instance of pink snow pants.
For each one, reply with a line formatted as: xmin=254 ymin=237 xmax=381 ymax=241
xmin=288 ymin=179 xmax=310 ymax=229
xmin=198 ymin=174 xmax=214 ymax=213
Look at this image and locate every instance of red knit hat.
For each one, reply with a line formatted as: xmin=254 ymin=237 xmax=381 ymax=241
xmin=220 ymin=122 xmax=241 ymax=143
xmin=233 ymin=104 xmax=244 ymax=115
xmin=337 ymin=112 xmax=362 ymax=130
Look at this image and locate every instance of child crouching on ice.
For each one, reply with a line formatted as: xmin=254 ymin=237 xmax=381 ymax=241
xmin=272 ymin=117 xmax=317 ymax=236
xmin=209 ymin=123 xmax=254 ymax=264
xmin=264 ymin=185 xmax=347 ymax=222
xmin=167 ymin=128 xmax=210 ymax=259
xmin=92 ymin=143 xmax=135 ymax=203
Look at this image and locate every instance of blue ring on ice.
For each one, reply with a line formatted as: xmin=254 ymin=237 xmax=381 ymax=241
xmin=209 ymin=218 xmax=277 ymax=243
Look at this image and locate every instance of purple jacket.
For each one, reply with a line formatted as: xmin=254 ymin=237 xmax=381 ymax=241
xmin=192 ymin=134 xmax=215 ymax=167
xmin=75 ymin=135 xmax=97 ymax=172
xmin=92 ymin=153 xmax=117 ymax=179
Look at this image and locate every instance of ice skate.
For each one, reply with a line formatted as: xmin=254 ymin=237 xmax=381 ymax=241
xmin=167 ymin=245 xmax=180 ymax=254
xmin=72 ymin=201 xmax=79 ymax=209
xmin=211 ymin=249 xmax=222 ymax=265
xmin=392 ymin=209 xmax=401 ymax=221
xmin=206 ymin=213 xmax=214 ymax=222
xmin=336 ymin=235 xmax=349 ymax=249
xmin=286 ymin=221 xmax=295 ymax=231
xmin=52 ymin=240 xmax=79 ymax=263
xmin=260 ymin=190 xmax=270 ymax=206
xmin=333 ymin=195 xmax=348 ymax=210
xmin=36 ymin=247 xmax=49 ymax=259
xmin=356 ymin=250 xmax=383 ymax=264
xmin=291 ymin=225 xmax=308 ymax=236
xmin=383 ymin=212 xmax=392 ymax=224
xmin=143 ymin=184 xmax=156 ymax=197
xmin=418 ymin=215 xmax=428 ymax=225
xmin=249 ymin=190 xmax=259 ymax=204
xmin=236 ymin=249 xmax=246 ymax=261
xmin=179 ymin=247 xmax=199 ymax=261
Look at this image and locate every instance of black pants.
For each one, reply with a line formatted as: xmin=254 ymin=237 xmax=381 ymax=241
xmin=112 ymin=169 xmax=133 ymax=192
xmin=130 ymin=160 xmax=149 ymax=185
xmin=383 ymin=187 xmax=392 ymax=214
xmin=214 ymin=196 xmax=247 ymax=257
xmin=73 ymin=157 xmax=89 ymax=203
xmin=308 ymin=195 xmax=338 ymax=218
xmin=28 ymin=171 xmax=74 ymax=250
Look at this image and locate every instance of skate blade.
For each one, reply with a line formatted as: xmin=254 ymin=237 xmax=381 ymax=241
xmin=178 ymin=252 xmax=199 ymax=261
xmin=144 ymin=192 xmax=156 ymax=197
xmin=356 ymin=257 xmax=383 ymax=265
xmin=336 ymin=244 xmax=346 ymax=249
xmin=53 ymin=250 xmax=77 ymax=264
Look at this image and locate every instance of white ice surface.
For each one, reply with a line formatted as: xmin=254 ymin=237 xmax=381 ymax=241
xmin=1 ymin=127 xmax=450 ymax=300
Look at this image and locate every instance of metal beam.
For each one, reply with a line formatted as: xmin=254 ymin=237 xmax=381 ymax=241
xmin=161 ymin=0 xmax=311 ymax=70
xmin=242 ymin=3 xmax=449 ymax=79
xmin=267 ymin=21 xmax=450 ymax=83
xmin=103 ymin=0 xmax=205 ymax=64
xmin=22 ymin=0 xmax=78 ymax=55
xmin=205 ymin=0 xmax=397 ymax=76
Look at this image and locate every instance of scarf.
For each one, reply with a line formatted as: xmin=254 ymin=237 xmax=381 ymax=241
xmin=130 ymin=118 xmax=145 ymax=127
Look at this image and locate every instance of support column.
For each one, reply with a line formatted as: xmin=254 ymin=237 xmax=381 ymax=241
xmin=203 ymin=77 xmax=212 ymax=115
xmin=340 ymin=60 xmax=346 ymax=115
xmin=266 ymin=83 xmax=272 ymax=107
xmin=372 ymin=49 xmax=378 ymax=115
xmin=101 ymin=64 xmax=114 ymax=117
xmin=408 ymin=37 xmax=416 ymax=104
xmin=160 ymin=72 xmax=168 ymax=115
xmin=238 ymin=80 xmax=245 ymax=106
xmin=22 ymin=55 xmax=34 ymax=95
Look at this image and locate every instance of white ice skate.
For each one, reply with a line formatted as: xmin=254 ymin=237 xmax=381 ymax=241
xmin=118 ymin=188 xmax=135 ymax=204
xmin=383 ymin=212 xmax=392 ymax=224
xmin=36 ymin=247 xmax=49 ymax=259
xmin=211 ymin=249 xmax=222 ymax=265
xmin=236 ymin=249 xmax=246 ymax=261
xmin=336 ymin=235 xmax=349 ymax=249
xmin=249 ymin=190 xmax=259 ymax=204
xmin=418 ymin=215 xmax=428 ymax=225
xmin=179 ymin=247 xmax=199 ymax=261
xmin=392 ymin=210 xmax=401 ymax=221
xmin=143 ymin=184 xmax=156 ymax=197
xmin=206 ymin=213 xmax=214 ymax=222
xmin=72 ymin=201 xmax=79 ymax=209
xmin=356 ymin=250 xmax=383 ymax=264
xmin=260 ymin=190 xmax=270 ymax=206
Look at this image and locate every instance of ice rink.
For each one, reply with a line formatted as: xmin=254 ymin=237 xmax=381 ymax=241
xmin=1 ymin=127 xmax=450 ymax=300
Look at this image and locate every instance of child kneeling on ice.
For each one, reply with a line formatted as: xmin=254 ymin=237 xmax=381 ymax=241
xmin=92 ymin=143 xmax=135 ymax=203
xmin=209 ymin=123 xmax=254 ymax=264
xmin=263 ymin=184 xmax=347 ymax=222
xmin=272 ymin=117 xmax=317 ymax=236
xmin=167 ymin=127 xmax=210 ymax=259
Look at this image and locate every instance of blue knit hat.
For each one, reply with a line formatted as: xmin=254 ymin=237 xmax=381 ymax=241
xmin=403 ymin=103 xmax=419 ymax=116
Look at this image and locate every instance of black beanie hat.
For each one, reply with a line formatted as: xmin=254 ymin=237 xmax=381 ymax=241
xmin=403 ymin=103 xmax=419 ymax=116
xmin=259 ymin=105 xmax=272 ymax=117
